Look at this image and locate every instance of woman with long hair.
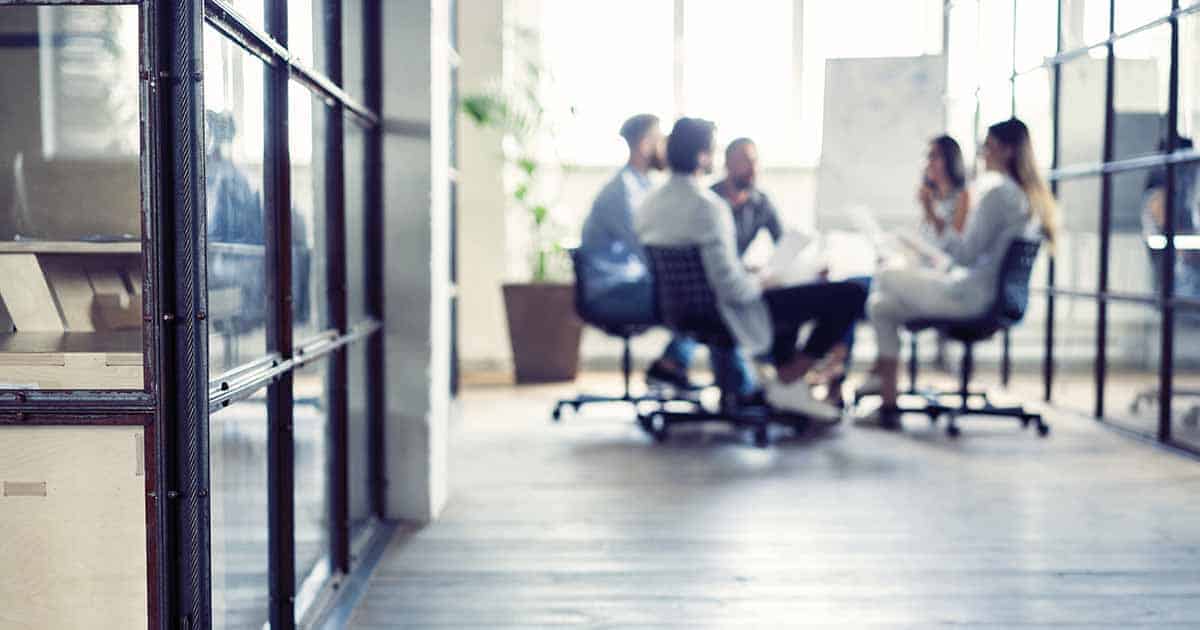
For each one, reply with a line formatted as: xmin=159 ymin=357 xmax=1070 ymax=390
xmin=918 ymin=134 xmax=971 ymax=239
xmin=856 ymin=117 xmax=1058 ymax=428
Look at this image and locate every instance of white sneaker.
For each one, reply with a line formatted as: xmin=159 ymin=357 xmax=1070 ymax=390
xmin=766 ymin=379 xmax=842 ymax=422
xmin=854 ymin=374 xmax=883 ymax=398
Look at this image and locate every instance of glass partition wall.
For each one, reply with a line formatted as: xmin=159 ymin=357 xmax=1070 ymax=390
xmin=1 ymin=1 xmax=385 ymax=629
xmin=949 ymin=0 xmax=1200 ymax=454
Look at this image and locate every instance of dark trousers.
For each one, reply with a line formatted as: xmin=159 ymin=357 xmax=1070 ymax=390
xmin=763 ymin=281 xmax=867 ymax=367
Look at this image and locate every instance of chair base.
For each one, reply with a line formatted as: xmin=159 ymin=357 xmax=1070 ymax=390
xmin=640 ymin=404 xmax=826 ymax=448
xmin=551 ymin=336 xmax=703 ymax=422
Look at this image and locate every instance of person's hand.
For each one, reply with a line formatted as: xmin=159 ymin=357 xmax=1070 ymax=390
xmin=816 ymin=266 xmax=830 ymax=281
xmin=917 ymin=183 xmax=936 ymax=216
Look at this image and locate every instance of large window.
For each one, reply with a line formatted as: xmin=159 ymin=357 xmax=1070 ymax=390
xmin=539 ymin=0 xmax=942 ymax=167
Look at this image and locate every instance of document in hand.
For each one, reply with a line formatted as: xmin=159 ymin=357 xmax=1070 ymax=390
xmin=848 ymin=205 xmax=951 ymax=271
xmin=763 ymin=230 xmax=827 ymax=287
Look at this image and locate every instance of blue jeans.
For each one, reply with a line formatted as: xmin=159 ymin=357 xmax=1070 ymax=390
xmin=661 ymin=335 xmax=758 ymax=396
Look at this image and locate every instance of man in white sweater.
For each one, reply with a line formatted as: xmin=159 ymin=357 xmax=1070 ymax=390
xmin=635 ymin=118 xmax=866 ymax=420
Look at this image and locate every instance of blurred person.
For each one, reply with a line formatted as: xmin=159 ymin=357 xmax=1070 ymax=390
xmin=856 ymin=118 xmax=1058 ymax=429
xmin=636 ymin=117 xmax=866 ymax=420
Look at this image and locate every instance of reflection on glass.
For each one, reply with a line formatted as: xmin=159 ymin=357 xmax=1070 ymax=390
xmin=1113 ymin=167 xmax=1172 ymax=295
xmin=1052 ymin=296 xmax=1097 ymax=414
xmin=291 ymin=82 xmax=329 ymax=343
xmin=1113 ymin=24 xmax=1170 ymax=161
xmin=210 ymin=390 xmax=270 ymax=630
xmin=1058 ymin=55 xmax=1107 ymax=165
xmin=345 ymin=118 xmax=368 ymax=323
xmin=342 ymin=0 xmax=366 ymax=102
xmin=294 ymin=358 xmax=330 ymax=598
xmin=1173 ymin=308 xmax=1200 ymax=452
xmin=1015 ymin=0 xmax=1058 ymax=71
xmin=348 ymin=339 xmax=372 ymax=536
xmin=1061 ymin=0 xmax=1111 ymax=51
xmin=0 ymin=5 xmax=143 ymax=390
xmin=205 ymin=28 xmax=269 ymax=378
xmin=1105 ymin=302 xmax=1162 ymax=437
xmin=1055 ymin=176 xmax=1102 ymax=292
xmin=1181 ymin=14 xmax=1200 ymax=143
xmin=1015 ymin=68 xmax=1054 ymax=167
xmin=1113 ymin=0 xmax=1171 ymax=34
xmin=287 ymin=0 xmax=326 ymax=71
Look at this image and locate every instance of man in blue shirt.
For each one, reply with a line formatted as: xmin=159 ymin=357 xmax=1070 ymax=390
xmin=580 ymin=114 xmax=702 ymax=390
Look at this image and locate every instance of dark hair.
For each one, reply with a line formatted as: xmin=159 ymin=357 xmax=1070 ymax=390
xmin=930 ymin=134 xmax=966 ymax=189
xmin=619 ymin=114 xmax=659 ymax=148
xmin=666 ymin=117 xmax=715 ymax=174
xmin=725 ymin=137 xmax=755 ymax=161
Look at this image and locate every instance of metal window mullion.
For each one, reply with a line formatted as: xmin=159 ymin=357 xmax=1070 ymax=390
xmin=1045 ymin=0 xmax=1064 ymax=404
xmin=363 ymin=0 xmax=387 ymax=525
xmin=264 ymin=0 xmax=296 ymax=627
xmin=1002 ymin=0 xmax=1017 ymax=387
xmin=156 ymin=0 xmax=212 ymax=628
xmin=1094 ymin=1 xmax=1116 ymax=420
xmin=326 ymin=0 xmax=351 ymax=577
xmin=1160 ymin=0 xmax=1181 ymax=443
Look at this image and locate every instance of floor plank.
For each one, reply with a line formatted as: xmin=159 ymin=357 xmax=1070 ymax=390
xmin=350 ymin=374 xmax=1200 ymax=628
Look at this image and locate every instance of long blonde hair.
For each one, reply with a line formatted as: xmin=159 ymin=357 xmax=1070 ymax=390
xmin=988 ymin=118 xmax=1058 ymax=250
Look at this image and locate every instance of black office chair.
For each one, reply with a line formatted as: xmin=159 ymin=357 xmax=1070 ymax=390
xmin=551 ymin=248 xmax=697 ymax=422
xmin=877 ymin=238 xmax=1048 ymax=437
xmin=642 ymin=244 xmax=809 ymax=447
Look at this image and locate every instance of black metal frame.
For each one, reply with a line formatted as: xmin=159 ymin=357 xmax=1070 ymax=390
xmin=0 ymin=1 xmax=388 ymax=628
xmin=953 ymin=0 xmax=1200 ymax=455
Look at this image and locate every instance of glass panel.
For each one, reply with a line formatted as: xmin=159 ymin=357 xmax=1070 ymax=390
xmin=348 ymin=338 xmax=372 ymax=537
xmin=1061 ymin=0 xmax=1110 ymax=51
xmin=291 ymin=82 xmax=329 ymax=343
xmin=224 ymin=0 xmax=265 ymax=31
xmin=978 ymin=0 xmax=1015 ymax=82
xmin=345 ymin=117 xmax=368 ymax=323
xmin=1014 ymin=68 xmax=1054 ymax=166
xmin=998 ymin=257 xmax=1052 ymax=405
xmin=294 ymin=357 xmax=330 ymax=595
xmin=210 ymin=390 xmax=270 ymax=630
xmin=1055 ymin=176 xmax=1102 ymax=292
xmin=0 ymin=5 xmax=143 ymax=390
xmin=1104 ymin=301 xmax=1161 ymax=436
xmin=342 ymin=0 xmax=365 ymax=103
xmin=1058 ymin=54 xmax=1108 ymax=166
xmin=947 ymin=0 xmax=979 ymax=99
xmin=683 ymin=1 xmax=798 ymax=165
xmin=287 ymin=0 xmax=327 ymax=72
xmin=947 ymin=97 xmax=978 ymax=164
xmin=1142 ymin=159 xmax=1200 ymax=289
xmin=1113 ymin=0 xmax=1171 ymax=34
xmin=205 ymin=29 xmax=270 ymax=378
xmin=978 ymin=85 xmax=1013 ymax=142
xmin=1113 ymin=24 xmax=1170 ymax=161
xmin=1015 ymin=0 xmax=1059 ymax=71
xmin=1178 ymin=13 xmax=1200 ymax=144
xmin=1052 ymin=295 xmax=1097 ymax=414
xmin=1173 ymin=305 xmax=1200 ymax=451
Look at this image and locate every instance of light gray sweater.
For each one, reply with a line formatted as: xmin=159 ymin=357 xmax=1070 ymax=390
xmin=635 ymin=174 xmax=774 ymax=356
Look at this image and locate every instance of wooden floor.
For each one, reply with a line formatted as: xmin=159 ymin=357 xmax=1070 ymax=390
xmin=350 ymin=373 xmax=1200 ymax=628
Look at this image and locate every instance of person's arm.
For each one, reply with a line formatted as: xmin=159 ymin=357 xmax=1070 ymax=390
xmin=951 ymin=188 xmax=970 ymax=233
xmin=937 ymin=183 xmax=1020 ymax=267
xmin=700 ymin=197 xmax=764 ymax=304
xmin=761 ymin=194 xmax=784 ymax=243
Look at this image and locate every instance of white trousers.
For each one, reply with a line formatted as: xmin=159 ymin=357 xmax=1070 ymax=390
xmin=867 ymin=267 xmax=988 ymax=359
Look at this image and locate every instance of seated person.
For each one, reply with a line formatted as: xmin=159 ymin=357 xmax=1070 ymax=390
xmin=635 ymin=117 xmax=867 ymax=420
xmin=857 ymin=118 xmax=1057 ymax=428
xmin=1141 ymin=135 xmax=1200 ymax=302
xmin=917 ymin=135 xmax=971 ymax=243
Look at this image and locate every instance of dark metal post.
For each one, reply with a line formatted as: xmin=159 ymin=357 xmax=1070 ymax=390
xmin=156 ymin=0 xmax=212 ymax=627
xmin=1159 ymin=0 xmax=1181 ymax=443
xmin=265 ymin=0 xmax=297 ymax=626
xmin=1094 ymin=0 xmax=1117 ymax=419
xmin=364 ymin=0 xmax=388 ymax=523
xmin=1044 ymin=0 xmax=1063 ymax=404
xmin=325 ymin=0 xmax=352 ymax=575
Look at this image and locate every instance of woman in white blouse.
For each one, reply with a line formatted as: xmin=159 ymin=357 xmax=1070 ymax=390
xmin=857 ymin=118 xmax=1059 ymax=428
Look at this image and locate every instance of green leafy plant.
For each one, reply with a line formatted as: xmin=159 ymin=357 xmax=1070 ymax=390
xmin=461 ymin=25 xmax=573 ymax=283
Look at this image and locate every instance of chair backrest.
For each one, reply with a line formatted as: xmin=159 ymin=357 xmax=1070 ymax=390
xmin=568 ymin=247 xmax=657 ymax=330
xmin=989 ymin=238 xmax=1041 ymax=327
xmin=644 ymin=244 xmax=735 ymax=346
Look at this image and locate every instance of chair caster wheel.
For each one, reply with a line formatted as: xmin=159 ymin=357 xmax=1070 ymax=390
xmin=753 ymin=426 xmax=769 ymax=448
xmin=927 ymin=412 xmax=939 ymax=425
xmin=552 ymin=406 xmax=562 ymax=422
xmin=1020 ymin=415 xmax=1030 ymax=428
xmin=946 ymin=424 xmax=961 ymax=438
xmin=1037 ymin=423 xmax=1050 ymax=437
xmin=641 ymin=414 xmax=669 ymax=443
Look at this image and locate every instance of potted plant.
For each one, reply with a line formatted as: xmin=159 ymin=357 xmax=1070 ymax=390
xmin=461 ymin=27 xmax=582 ymax=383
